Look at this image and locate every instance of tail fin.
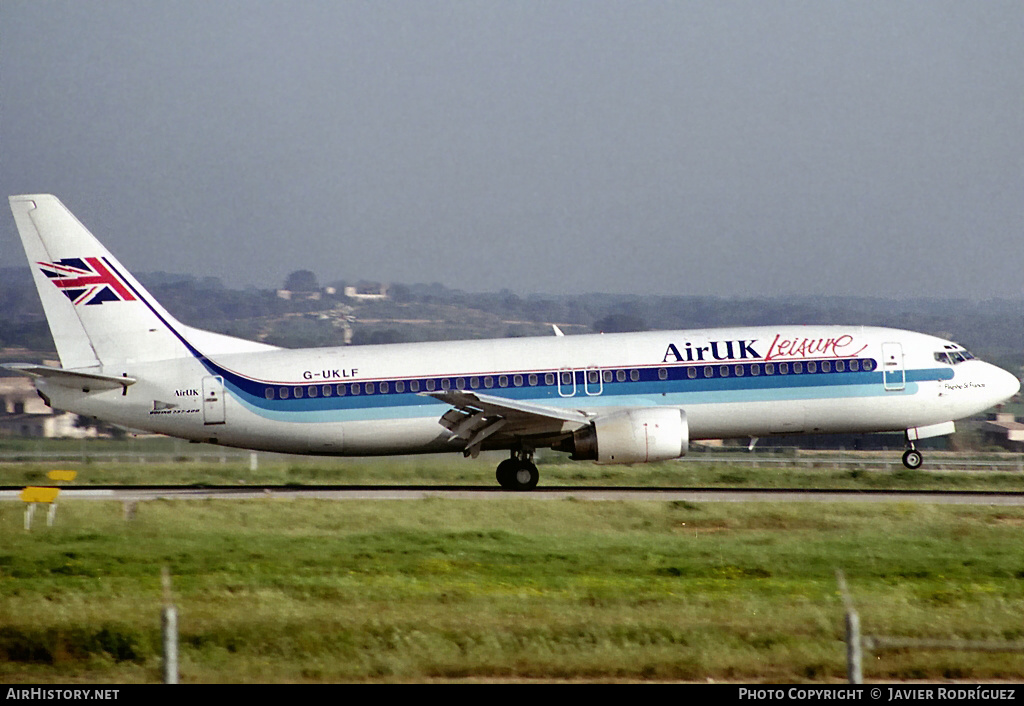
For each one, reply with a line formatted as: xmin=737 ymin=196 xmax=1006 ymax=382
xmin=9 ymin=194 xmax=273 ymax=369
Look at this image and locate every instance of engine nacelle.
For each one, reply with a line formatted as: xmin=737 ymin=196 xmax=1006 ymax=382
xmin=569 ymin=407 xmax=688 ymax=464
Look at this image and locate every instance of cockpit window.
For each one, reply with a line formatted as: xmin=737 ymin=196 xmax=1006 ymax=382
xmin=935 ymin=348 xmax=975 ymax=365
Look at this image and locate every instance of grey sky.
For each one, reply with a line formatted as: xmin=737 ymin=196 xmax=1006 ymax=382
xmin=2 ymin=1 xmax=1022 ymax=298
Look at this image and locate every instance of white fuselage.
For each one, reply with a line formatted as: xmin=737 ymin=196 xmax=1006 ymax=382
xmin=36 ymin=325 xmax=1020 ymax=456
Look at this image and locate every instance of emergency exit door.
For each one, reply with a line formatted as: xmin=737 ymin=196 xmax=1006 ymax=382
xmin=202 ymin=376 xmax=226 ymax=425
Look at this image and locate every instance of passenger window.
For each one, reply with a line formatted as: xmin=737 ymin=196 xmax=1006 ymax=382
xmin=603 ymin=370 xmax=613 ymax=383
xmin=616 ymin=370 xmax=626 ymax=382
xmin=793 ymin=362 xmax=803 ymax=374
xmin=395 ymin=381 xmax=404 ymax=393
xmin=849 ymin=360 xmax=859 ymax=372
xmin=351 ymin=384 xmax=361 ymax=395
xmin=294 ymin=387 xmax=304 ymax=399
xmin=545 ymin=373 xmax=555 ymax=385
xmin=765 ymin=363 xmax=775 ymax=375
xmin=280 ymin=387 xmax=289 ymax=399
xmin=863 ymin=360 xmax=875 ymax=371
xmin=410 ymin=380 xmax=420 ymax=392
xmin=734 ymin=365 xmax=744 ymax=377
xmin=426 ymin=380 xmax=436 ymax=391
xmin=588 ymin=370 xmax=599 ymax=384
xmin=719 ymin=365 xmax=729 ymax=377
xmin=322 ymin=384 xmax=332 ymax=397
xmin=821 ymin=361 xmax=831 ymax=373
xmin=687 ymin=367 xmax=697 ymax=379
xmin=441 ymin=379 xmax=451 ymax=390
xmin=779 ymin=363 xmax=789 ymax=375
xmin=499 ymin=376 xmax=508 ymax=387
xmin=806 ymin=361 xmax=816 ymax=373
xmin=835 ymin=361 xmax=845 ymax=372
xmin=513 ymin=374 xmax=523 ymax=386
xmin=308 ymin=385 xmax=318 ymax=398
xmin=265 ymin=388 xmax=275 ymax=399
xmin=704 ymin=366 xmax=713 ymax=378
xmin=528 ymin=374 xmax=538 ymax=386
xmin=484 ymin=377 xmax=494 ymax=388
xmin=336 ymin=384 xmax=346 ymax=396
xmin=750 ymin=364 xmax=760 ymax=376
xmin=380 ymin=381 xmax=389 ymax=394
xmin=470 ymin=377 xmax=479 ymax=388
xmin=455 ymin=378 xmax=465 ymax=389
xmin=629 ymin=370 xmax=640 ymax=382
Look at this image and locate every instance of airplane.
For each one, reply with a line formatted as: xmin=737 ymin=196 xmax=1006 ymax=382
xmin=5 ymin=194 xmax=1020 ymax=490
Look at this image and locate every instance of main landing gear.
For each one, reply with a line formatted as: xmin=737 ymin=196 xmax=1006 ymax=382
xmin=496 ymin=448 xmax=539 ymax=491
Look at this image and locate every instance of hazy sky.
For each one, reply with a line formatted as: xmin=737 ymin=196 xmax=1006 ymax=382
xmin=2 ymin=1 xmax=1022 ymax=298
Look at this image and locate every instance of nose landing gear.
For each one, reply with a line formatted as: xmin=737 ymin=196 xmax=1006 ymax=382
xmin=496 ymin=448 xmax=539 ymax=491
xmin=902 ymin=446 xmax=923 ymax=469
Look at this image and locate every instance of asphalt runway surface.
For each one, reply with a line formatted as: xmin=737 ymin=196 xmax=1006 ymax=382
xmin=2 ymin=485 xmax=1024 ymax=505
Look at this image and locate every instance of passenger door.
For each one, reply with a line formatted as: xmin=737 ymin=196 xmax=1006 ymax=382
xmin=881 ymin=342 xmax=905 ymax=391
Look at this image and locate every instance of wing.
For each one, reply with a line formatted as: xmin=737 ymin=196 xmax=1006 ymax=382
xmin=421 ymin=389 xmax=591 ymax=458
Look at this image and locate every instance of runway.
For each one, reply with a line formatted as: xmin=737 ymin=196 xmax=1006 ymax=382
xmin=2 ymin=485 xmax=1024 ymax=505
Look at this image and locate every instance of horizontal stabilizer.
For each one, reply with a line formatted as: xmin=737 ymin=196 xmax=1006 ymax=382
xmin=2 ymin=363 xmax=136 ymax=391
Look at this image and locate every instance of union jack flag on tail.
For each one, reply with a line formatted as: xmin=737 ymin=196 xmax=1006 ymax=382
xmin=38 ymin=257 xmax=137 ymax=306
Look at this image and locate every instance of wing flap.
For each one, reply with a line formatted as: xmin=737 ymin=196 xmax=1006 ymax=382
xmin=423 ymin=389 xmax=590 ymax=456
xmin=423 ymin=389 xmax=590 ymax=425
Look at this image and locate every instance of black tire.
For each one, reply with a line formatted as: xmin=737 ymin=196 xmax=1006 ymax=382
xmin=902 ymin=449 xmax=923 ymax=469
xmin=495 ymin=459 xmax=518 ymax=489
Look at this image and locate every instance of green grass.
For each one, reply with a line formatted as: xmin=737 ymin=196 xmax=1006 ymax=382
xmin=2 ymin=497 xmax=1023 ymax=683
xmin=2 ymin=438 xmax=1023 ymax=490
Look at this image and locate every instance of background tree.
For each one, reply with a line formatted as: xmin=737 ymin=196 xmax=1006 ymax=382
xmin=593 ymin=313 xmax=648 ymax=333
xmin=284 ymin=270 xmax=319 ymax=292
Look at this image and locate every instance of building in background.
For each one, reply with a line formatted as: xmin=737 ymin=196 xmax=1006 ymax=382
xmin=982 ymin=413 xmax=1024 ymax=451
xmin=0 ymin=378 xmax=100 ymax=438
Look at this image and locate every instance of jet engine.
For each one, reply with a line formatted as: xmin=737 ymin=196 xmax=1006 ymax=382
xmin=565 ymin=407 xmax=688 ymax=464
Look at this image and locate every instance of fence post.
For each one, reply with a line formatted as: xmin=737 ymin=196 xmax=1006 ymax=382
xmin=845 ymin=609 xmax=862 ymax=684
xmin=162 ymin=567 xmax=179 ymax=684
xmin=836 ymin=569 xmax=863 ymax=684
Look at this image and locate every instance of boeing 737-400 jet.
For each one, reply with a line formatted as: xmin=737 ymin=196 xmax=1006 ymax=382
xmin=6 ymin=195 xmax=1020 ymax=490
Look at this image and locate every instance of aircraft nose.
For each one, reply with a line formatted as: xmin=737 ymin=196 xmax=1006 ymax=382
xmin=987 ymin=364 xmax=1020 ymax=405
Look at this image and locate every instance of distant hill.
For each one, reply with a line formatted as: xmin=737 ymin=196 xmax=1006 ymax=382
xmin=1 ymin=265 xmax=1020 ymax=374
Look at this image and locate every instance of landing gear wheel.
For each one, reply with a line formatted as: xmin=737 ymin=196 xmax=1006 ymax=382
xmin=510 ymin=461 xmax=539 ymax=492
xmin=496 ymin=459 xmax=519 ymax=489
xmin=495 ymin=454 xmax=540 ymax=491
xmin=902 ymin=449 xmax=923 ymax=469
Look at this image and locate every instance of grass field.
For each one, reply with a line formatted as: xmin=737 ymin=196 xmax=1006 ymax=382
xmin=2 ymin=465 xmax=1024 ymax=683
xmin=2 ymin=439 xmax=1024 ymax=491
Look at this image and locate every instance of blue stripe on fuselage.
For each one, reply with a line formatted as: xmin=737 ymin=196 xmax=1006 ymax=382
xmin=226 ymin=366 xmax=949 ymax=423
xmin=106 ymin=267 xmax=955 ymax=424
